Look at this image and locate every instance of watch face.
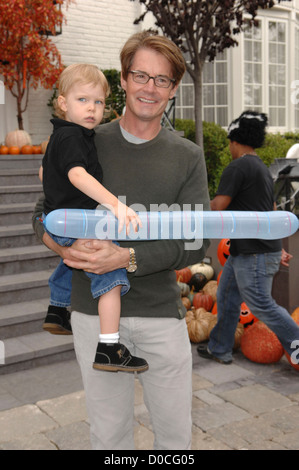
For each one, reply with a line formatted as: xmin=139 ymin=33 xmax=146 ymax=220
xmin=127 ymin=264 xmax=137 ymax=273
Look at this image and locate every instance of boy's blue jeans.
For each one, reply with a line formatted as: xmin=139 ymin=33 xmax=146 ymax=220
xmin=47 ymin=232 xmax=130 ymax=308
xmin=208 ymin=251 xmax=299 ymax=360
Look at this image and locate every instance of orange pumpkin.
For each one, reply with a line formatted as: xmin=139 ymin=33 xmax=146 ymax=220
xmin=239 ymin=302 xmax=258 ymax=328
xmin=217 ymin=239 xmax=230 ymax=266
xmin=8 ymin=146 xmax=20 ymax=154
xmin=0 ymin=145 xmax=9 ymax=154
xmin=241 ymin=322 xmax=284 ymax=364
xmin=32 ymin=145 xmax=42 ymax=154
xmin=284 ymin=309 xmax=299 ymax=371
xmin=217 ymin=270 xmax=222 ymax=285
xmin=211 ymin=302 xmax=217 ymax=315
xmin=193 ymin=292 xmax=214 ymax=311
xmin=175 ymin=267 xmax=192 ymax=284
xmin=21 ymin=145 xmax=33 ymax=154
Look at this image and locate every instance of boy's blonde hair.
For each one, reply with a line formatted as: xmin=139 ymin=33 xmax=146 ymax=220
xmin=54 ymin=63 xmax=110 ymax=119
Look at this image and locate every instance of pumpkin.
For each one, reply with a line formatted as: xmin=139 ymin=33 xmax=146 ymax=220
xmin=21 ymin=145 xmax=33 ymax=154
xmin=193 ymin=292 xmax=214 ymax=311
xmin=211 ymin=302 xmax=217 ymax=315
xmin=217 ymin=238 xmax=230 ymax=266
xmin=284 ymin=309 xmax=299 ymax=371
xmin=185 ymin=307 xmax=214 ymax=343
xmin=189 ymin=262 xmax=214 ymax=280
xmin=188 ymin=272 xmax=207 ymax=292
xmin=239 ymin=302 xmax=258 ymax=328
xmin=5 ymin=129 xmax=31 ymax=148
xmin=181 ymin=296 xmax=191 ymax=311
xmin=177 ymin=281 xmax=190 ymax=297
xmin=8 ymin=146 xmax=20 ymax=154
xmin=175 ymin=267 xmax=192 ymax=284
xmin=202 ymin=280 xmax=218 ymax=303
xmin=32 ymin=145 xmax=42 ymax=154
xmin=291 ymin=307 xmax=299 ymax=324
xmin=207 ymin=315 xmax=244 ymax=349
xmin=41 ymin=138 xmax=49 ymax=154
xmin=0 ymin=145 xmax=9 ymax=154
xmin=241 ymin=322 xmax=284 ymax=363
xmin=217 ymin=270 xmax=222 ymax=284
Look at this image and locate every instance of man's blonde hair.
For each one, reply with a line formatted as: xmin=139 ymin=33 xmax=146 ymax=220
xmin=54 ymin=63 xmax=110 ymax=119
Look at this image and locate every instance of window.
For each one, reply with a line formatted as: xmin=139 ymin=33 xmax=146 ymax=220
xmin=244 ymin=21 xmax=263 ymax=113
xmin=268 ymin=21 xmax=287 ymax=127
xmin=176 ymin=51 xmax=229 ymax=126
xmin=243 ymin=18 xmax=287 ymax=127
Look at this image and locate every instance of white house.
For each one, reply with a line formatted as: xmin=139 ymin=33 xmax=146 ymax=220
xmin=1 ymin=0 xmax=299 ymax=144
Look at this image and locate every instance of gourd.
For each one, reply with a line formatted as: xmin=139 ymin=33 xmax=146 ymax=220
xmin=21 ymin=145 xmax=33 ymax=154
xmin=188 ymin=272 xmax=207 ymax=292
xmin=241 ymin=322 xmax=284 ymax=363
xmin=192 ymin=292 xmax=214 ymax=311
xmin=189 ymin=262 xmax=214 ymax=280
xmin=5 ymin=130 xmax=31 ymax=148
xmin=177 ymin=281 xmax=190 ymax=297
xmin=175 ymin=267 xmax=192 ymax=284
xmin=185 ymin=308 xmax=214 ymax=343
xmin=202 ymin=280 xmax=218 ymax=303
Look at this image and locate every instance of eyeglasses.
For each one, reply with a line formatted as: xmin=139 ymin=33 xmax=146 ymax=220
xmin=128 ymin=70 xmax=175 ymax=88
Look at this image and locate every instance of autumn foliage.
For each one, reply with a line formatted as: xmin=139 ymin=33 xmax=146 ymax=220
xmin=0 ymin=0 xmax=73 ymax=129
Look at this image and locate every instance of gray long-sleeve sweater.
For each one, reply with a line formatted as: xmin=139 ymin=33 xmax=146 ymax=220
xmin=32 ymin=121 xmax=210 ymax=318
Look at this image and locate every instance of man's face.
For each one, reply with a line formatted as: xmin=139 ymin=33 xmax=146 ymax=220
xmin=121 ymin=48 xmax=178 ymax=126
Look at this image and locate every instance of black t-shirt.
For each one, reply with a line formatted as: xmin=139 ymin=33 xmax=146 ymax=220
xmin=216 ymin=154 xmax=282 ymax=255
xmin=42 ymin=119 xmax=103 ymax=214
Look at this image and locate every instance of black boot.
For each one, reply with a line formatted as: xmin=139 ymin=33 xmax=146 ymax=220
xmin=43 ymin=306 xmax=72 ymax=335
xmin=93 ymin=342 xmax=149 ymax=373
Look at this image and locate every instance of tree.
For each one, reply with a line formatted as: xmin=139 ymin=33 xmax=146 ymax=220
xmin=131 ymin=0 xmax=288 ymax=147
xmin=0 ymin=0 xmax=73 ymax=130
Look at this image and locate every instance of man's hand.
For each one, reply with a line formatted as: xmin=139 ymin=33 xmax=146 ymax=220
xmin=280 ymin=248 xmax=293 ymax=267
xmin=63 ymin=239 xmax=130 ymax=274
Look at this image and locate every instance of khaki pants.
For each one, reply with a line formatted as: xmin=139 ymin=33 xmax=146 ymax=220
xmin=71 ymin=311 xmax=193 ymax=450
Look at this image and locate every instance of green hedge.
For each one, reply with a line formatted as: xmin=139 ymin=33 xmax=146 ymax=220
xmin=175 ymin=119 xmax=299 ymax=199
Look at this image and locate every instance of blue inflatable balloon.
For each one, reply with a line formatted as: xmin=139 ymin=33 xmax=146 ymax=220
xmin=43 ymin=208 xmax=299 ymax=241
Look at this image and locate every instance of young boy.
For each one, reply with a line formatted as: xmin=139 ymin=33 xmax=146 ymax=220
xmin=39 ymin=63 xmax=148 ymax=373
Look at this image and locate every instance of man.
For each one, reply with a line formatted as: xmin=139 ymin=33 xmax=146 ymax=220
xmin=33 ymin=31 xmax=210 ymax=449
xmin=197 ymin=111 xmax=299 ymax=365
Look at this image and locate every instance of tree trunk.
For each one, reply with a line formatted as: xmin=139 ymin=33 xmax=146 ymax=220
xmin=193 ymin=66 xmax=204 ymax=150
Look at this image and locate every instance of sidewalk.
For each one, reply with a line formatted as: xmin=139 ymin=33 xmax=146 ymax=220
xmin=0 ymin=344 xmax=299 ymax=450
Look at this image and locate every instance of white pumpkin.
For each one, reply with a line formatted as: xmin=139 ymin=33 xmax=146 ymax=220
xmin=5 ymin=130 xmax=32 ymax=148
xmin=189 ymin=262 xmax=214 ymax=280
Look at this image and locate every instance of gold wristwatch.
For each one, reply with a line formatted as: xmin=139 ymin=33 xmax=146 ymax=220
xmin=126 ymin=247 xmax=137 ymax=273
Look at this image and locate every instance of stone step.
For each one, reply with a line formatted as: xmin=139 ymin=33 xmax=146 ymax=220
xmin=0 ymin=224 xmax=38 ymax=249
xmin=0 ymin=202 xmax=36 ymax=225
xmin=0 ymin=169 xmax=40 ymax=186
xmin=0 ymin=245 xmax=60 ymax=276
xmin=0 ymin=154 xmax=43 ymax=170
xmin=0 ymin=184 xmax=43 ymax=204
xmin=0 ymin=331 xmax=74 ymax=375
xmin=0 ymin=270 xmax=52 ymax=306
xmin=0 ymin=298 xmax=49 ymax=339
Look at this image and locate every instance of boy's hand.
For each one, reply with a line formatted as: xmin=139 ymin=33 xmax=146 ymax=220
xmin=113 ymin=201 xmax=142 ymax=235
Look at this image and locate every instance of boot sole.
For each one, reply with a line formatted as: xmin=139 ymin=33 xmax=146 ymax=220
xmin=92 ymin=362 xmax=149 ymax=373
xmin=43 ymin=323 xmax=73 ymax=336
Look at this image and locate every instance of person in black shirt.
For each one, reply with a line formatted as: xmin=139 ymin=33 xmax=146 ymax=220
xmin=40 ymin=63 xmax=147 ymax=373
xmin=198 ymin=111 xmax=299 ymax=364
